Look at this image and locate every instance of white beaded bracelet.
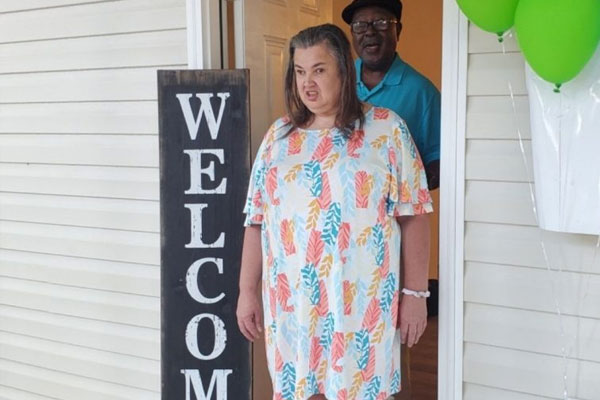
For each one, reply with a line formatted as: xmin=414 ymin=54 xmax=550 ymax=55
xmin=401 ymin=288 xmax=431 ymax=298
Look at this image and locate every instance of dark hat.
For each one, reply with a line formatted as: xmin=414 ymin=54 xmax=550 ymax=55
xmin=342 ymin=0 xmax=403 ymax=24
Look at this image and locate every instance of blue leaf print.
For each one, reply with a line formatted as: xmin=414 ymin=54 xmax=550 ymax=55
xmin=320 ymin=312 xmax=334 ymax=351
xmin=372 ymin=224 xmax=385 ymax=266
xmin=355 ymin=328 xmax=370 ymax=370
xmin=339 ymin=161 xmax=356 ymax=218
xmin=380 ymin=273 xmax=396 ymax=313
xmin=322 ymin=202 xmax=341 ymax=246
xmin=282 ymin=362 xmax=296 ymax=400
xmin=365 ymin=376 xmax=381 ymax=400
xmin=391 ymin=370 xmax=401 ymax=393
xmin=307 ymin=371 xmax=319 ymax=395
xmin=332 ymin=131 xmax=346 ymax=148
xmin=303 ymin=160 xmax=322 ymax=197
xmin=301 ymin=264 xmax=320 ymax=305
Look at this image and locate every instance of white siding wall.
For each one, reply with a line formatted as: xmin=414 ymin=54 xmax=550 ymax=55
xmin=0 ymin=0 xmax=187 ymax=398
xmin=463 ymin=26 xmax=600 ymax=399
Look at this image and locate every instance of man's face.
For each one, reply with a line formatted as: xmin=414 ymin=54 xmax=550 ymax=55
xmin=351 ymin=6 xmax=400 ymax=72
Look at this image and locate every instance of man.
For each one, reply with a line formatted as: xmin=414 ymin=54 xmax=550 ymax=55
xmin=342 ymin=1 xmax=441 ymax=399
xmin=343 ymin=0 xmax=440 ymax=190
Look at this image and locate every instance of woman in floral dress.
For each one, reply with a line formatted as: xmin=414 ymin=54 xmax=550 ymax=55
xmin=237 ymin=24 xmax=432 ymax=400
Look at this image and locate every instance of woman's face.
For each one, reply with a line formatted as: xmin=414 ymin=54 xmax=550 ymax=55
xmin=294 ymin=43 xmax=342 ymax=118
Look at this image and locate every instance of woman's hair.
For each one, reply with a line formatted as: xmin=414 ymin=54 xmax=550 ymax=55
xmin=284 ymin=23 xmax=364 ymax=136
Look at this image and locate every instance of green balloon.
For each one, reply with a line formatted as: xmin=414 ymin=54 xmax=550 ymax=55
xmin=456 ymin=0 xmax=520 ymax=35
xmin=515 ymin=0 xmax=600 ymax=85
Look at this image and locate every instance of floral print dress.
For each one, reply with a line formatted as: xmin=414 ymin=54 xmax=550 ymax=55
xmin=243 ymin=107 xmax=433 ymax=400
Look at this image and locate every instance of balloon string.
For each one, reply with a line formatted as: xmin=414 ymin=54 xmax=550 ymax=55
xmin=507 ymin=80 xmax=572 ymax=400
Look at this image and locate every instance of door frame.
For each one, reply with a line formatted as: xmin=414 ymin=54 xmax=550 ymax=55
xmin=439 ymin=1 xmax=468 ymax=399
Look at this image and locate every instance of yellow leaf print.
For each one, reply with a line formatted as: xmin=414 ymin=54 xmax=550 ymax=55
xmin=284 ymin=164 xmax=303 ymax=182
xmin=356 ymin=226 xmax=372 ymax=246
xmin=367 ymin=268 xmax=382 ymax=297
xmin=317 ymin=359 xmax=328 ymax=382
xmin=323 ymin=153 xmax=340 ymax=170
xmin=306 ymin=199 xmax=320 ymax=230
xmin=349 ymin=371 xmax=364 ymax=400
xmin=401 ymin=180 xmax=412 ymax=203
xmin=295 ymin=378 xmax=306 ymax=400
xmin=372 ymin=322 xmax=385 ymax=344
xmin=318 ymin=254 xmax=333 ymax=279
xmin=309 ymin=307 xmax=319 ymax=338
xmin=370 ymin=135 xmax=388 ymax=149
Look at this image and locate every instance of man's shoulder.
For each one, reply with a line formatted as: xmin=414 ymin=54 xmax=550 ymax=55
xmin=400 ymin=61 xmax=439 ymax=96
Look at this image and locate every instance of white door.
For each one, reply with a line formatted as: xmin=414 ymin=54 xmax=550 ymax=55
xmin=233 ymin=1 xmax=331 ymax=397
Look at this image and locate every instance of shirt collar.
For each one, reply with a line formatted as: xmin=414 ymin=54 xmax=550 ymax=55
xmin=356 ymin=53 xmax=407 ymax=89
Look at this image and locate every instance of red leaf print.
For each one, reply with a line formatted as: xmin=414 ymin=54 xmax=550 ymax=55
xmin=362 ymin=297 xmax=381 ymax=332
xmin=309 ymin=336 xmax=323 ymax=371
xmin=343 ymin=280 xmax=352 ymax=315
xmin=288 ymin=130 xmax=303 ymax=155
xmin=269 ymin=287 xmax=277 ymax=319
xmin=316 ymin=280 xmax=329 ymax=317
xmin=337 ymin=223 xmax=351 ymax=260
xmin=252 ymin=189 xmax=262 ymax=208
xmin=391 ymin=291 xmax=400 ymax=328
xmin=374 ymin=107 xmax=389 ymax=120
xmin=414 ymin=203 xmax=425 ymax=215
xmin=418 ymin=188 xmax=432 ymax=204
xmin=306 ymin=230 xmax=324 ymax=266
xmin=312 ymin=135 xmax=333 ymax=162
xmin=318 ymin=382 xmax=325 ymax=394
xmin=266 ymin=167 xmax=280 ymax=205
xmin=275 ymin=393 xmax=284 ymax=400
xmin=348 ymin=129 xmax=364 ymax=158
xmin=376 ymin=393 xmax=389 ymax=400
xmin=277 ymin=274 xmax=294 ymax=312
xmin=361 ymin=346 xmax=376 ymax=382
xmin=388 ymin=146 xmax=397 ymax=168
xmin=275 ymin=347 xmax=283 ymax=372
xmin=337 ymin=389 xmax=348 ymax=400
xmin=379 ymin=243 xmax=390 ymax=279
xmin=355 ymin=171 xmax=370 ymax=208
xmin=317 ymin=172 xmax=331 ymax=209
xmin=331 ymin=332 xmax=345 ymax=373
xmin=377 ymin=198 xmax=387 ymax=224
xmin=280 ymin=219 xmax=296 ymax=256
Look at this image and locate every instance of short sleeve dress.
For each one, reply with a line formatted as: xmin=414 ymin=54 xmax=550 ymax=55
xmin=243 ymin=107 xmax=433 ymax=400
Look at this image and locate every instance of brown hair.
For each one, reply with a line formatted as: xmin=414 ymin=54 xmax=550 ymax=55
xmin=284 ymin=23 xmax=364 ymax=137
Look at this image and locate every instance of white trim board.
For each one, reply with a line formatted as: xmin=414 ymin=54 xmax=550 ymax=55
xmin=439 ymin=1 xmax=468 ymax=399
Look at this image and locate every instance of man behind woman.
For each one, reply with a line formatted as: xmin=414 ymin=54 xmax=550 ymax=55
xmin=237 ymin=23 xmax=432 ymax=400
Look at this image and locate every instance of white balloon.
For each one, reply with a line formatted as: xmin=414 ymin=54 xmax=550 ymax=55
xmin=526 ymin=44 xmax=600 ymax=235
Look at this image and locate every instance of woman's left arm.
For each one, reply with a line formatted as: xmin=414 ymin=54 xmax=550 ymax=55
xmin=397 ymin=213 xmax=430 ymax=347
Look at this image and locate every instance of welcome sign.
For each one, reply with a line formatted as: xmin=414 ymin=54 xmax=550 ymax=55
xmin=158 ymin=70 xmax=251 ymax=400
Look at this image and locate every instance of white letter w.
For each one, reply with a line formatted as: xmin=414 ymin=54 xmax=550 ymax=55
xmin=176 ymin=92 xmax=231 ymax=141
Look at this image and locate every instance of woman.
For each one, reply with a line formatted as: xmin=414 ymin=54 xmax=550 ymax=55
xmin=237 ymin=24 xmax=432 ymax=400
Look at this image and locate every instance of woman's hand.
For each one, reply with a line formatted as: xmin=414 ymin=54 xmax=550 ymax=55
xmin=398 ymin=295 xmax=427 ymax=347
xmin=236 ymin=289 xmax=263 ymax=342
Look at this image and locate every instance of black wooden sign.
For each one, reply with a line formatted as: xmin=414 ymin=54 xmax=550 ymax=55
xmin=158 ymin=70 xmax=251 ymax=400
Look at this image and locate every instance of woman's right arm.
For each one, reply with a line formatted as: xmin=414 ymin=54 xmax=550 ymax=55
xmin=236 ymin=225 xmax=263 ymax=342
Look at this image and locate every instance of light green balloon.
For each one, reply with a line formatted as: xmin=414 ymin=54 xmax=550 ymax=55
xmin=456 ymin=0 xmax=520 ymax=35
xmin=515 ymin=0 xmax=600 ymax=86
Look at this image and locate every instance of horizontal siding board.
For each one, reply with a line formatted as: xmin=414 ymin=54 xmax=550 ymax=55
xmin=0 ymin=102 xmax=158 ymax=135
xmin=0 ymin=220 xmax=159 ymax=265
xmin=466 ymin=95 xmax=531 ymax=139
xmin=465 ymin=303 xmax=600 ymax=363
xmin=465 ymin=222 xmax=600 ymax=274
xmin=0 ymin=331 xmax=159 ymax=391
xmin=0 ymin=66 xmax=184 ymax=103
xmin=465 ymin=181 xmax=537 ymax=226
xmin=464 ymin=343 xmax=600 ymax=399
xmin=0 ymin=249 xmax=158 ymax=296
xmin=0 ymin=164 xmax=158 ymax=200
xmin=0 ymin=1 xmax=110 ymax=14
xmin=0 ymin=277 xmax=158 ymax=328
xmin=0 ymin=359 xmax=159 ymax=399
xmin=0 ymin=193 xmax=159 ymax=232
xmin=464 ymin=262 xmax=600 ymax=319
xmin=467 ymin=24 xmax=520 ymax=54
xmin=468 ymin=52 xmax=527 ymax=96
xmin=0 ymin=304 xmax=159 ymax=359
xmin=466 ymin=139 xmax=534 ymax=182
xmin=464 ymin=383 xmax=556 ymax=400
xmin=0 ymin=29 xmax=187 ymax=74
xmin=0 ymin=0 xmax=185 ymax=44
xmin=0 ymin=384 xmax=54 ymax=400
xmin=0 ymin=134 xmax=158 ymax=167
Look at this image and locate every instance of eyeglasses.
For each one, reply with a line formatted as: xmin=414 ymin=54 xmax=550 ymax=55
xmin=350 ymin=19 xmax=398 ymax=34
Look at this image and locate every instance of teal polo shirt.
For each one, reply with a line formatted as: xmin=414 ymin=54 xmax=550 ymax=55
xmin=356 ymin=54 xmax=440 ymax=165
